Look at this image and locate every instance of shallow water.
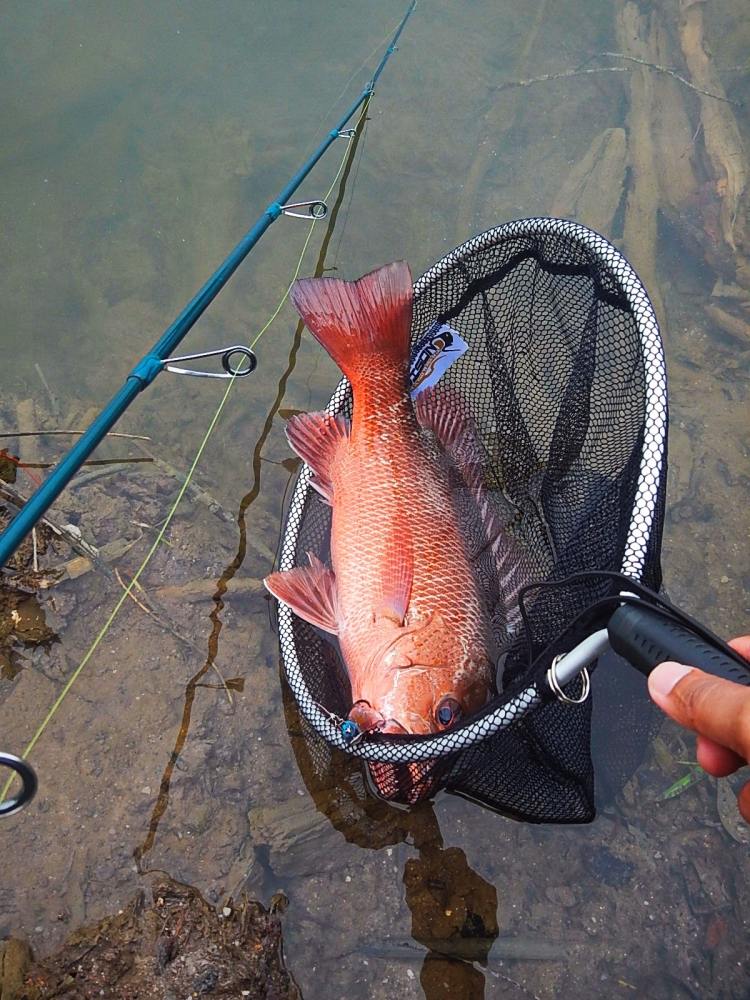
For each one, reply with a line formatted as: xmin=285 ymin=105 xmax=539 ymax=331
xmin=1 ymin=1 xmax=749 ymax=997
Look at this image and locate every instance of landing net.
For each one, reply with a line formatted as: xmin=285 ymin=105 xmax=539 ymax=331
xmin=276 ymin=218 xmax=667 ymax=822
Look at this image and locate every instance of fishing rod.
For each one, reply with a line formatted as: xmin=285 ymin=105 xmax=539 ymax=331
xmin=0 ymin=2 xmax=417 ymax=814
xmin=0 ymin=1 xmax=416 ymax=569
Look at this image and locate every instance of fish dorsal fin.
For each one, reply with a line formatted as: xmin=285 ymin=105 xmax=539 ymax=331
xmin=373 ymin=523 xmax=413 ymax=626
xmin=415 ymin=386 xmax=516 ymax=566
xmin=414 ymin=386 xmax=485 ymax=493
xmin=286 ymin=411 xmax=350 ymax=504
xmin=264 ymin=553 xmax=339 ymax=635
xmin=290 ymin=261 xmax=413 ymax=384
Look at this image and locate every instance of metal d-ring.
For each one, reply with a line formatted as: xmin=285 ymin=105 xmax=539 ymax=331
xmin=163 ymin=345 xmax=257 ymax=380
xmin=546 ymin=657 xmax=591 ymax=705
xmin=279 ymin=200 xmax=328 ymax=220
xmin=0 ymin=752 xmax=38 ymax=817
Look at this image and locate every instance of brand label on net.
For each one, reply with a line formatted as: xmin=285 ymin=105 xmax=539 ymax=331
xmin=409 ymin=323 xmax=468 ymax=398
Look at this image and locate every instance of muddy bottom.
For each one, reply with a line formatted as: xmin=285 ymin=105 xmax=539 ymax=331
xmin=1 ymin=875 xmax=298 ymax=1000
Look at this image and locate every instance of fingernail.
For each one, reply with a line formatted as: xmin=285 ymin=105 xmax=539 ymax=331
xmin=649 ymin=661 xmax=693 ymax=698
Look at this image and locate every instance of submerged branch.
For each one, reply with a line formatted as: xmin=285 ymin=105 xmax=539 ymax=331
xmin=495 ymin=55 xmax=741 ymax=107
xmin=601 ymin=50 xmax=743 ymax=106
xmin=456 ymin=0 xmax=549 ymax=240
xmin=493 ymin=66 xmax=628 ymax=91
xmin=0 ymin=482 xmax=98 ymax=561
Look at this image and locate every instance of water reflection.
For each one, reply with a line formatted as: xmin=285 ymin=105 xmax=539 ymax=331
xmin=284 ymin=683 xmax=499 ymax=998
xmin=404 ymin=807 xmax=498 ymax=999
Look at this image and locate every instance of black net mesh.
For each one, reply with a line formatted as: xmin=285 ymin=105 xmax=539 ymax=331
xmin=276 ymin=219 xmax=668 ymax=823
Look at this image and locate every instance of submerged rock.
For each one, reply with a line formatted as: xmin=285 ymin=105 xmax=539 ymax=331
xmin=550 ymin=127 xmax=627 ymax=237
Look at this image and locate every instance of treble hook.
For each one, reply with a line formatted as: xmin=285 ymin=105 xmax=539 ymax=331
xmin=0 ymin=752 xmax=38 ymax=817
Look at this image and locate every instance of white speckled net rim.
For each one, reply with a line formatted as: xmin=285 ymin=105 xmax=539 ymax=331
xmin=276 ymin=218 xmax=667 ymax=765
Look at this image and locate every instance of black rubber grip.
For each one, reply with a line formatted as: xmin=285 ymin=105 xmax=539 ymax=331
xmin=608 ymin=604 xmax=750 ymax=686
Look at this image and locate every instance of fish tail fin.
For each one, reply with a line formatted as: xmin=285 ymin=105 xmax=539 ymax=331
xmin=290 ymin=261 xmax=413 ymax=385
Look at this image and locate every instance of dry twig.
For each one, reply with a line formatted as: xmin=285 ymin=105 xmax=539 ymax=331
xmin=0 ymin=430 xmax=151 ymax=441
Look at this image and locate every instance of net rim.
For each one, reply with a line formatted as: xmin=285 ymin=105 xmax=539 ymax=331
xmin=277 ymin=217 xmax=667 ymax=763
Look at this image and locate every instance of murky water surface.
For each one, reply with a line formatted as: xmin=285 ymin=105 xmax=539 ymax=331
xmin=1 ymin=1 xmax=749 ymax=997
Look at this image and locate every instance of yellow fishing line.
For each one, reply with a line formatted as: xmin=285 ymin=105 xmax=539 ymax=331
xmin=0 ymin=100 xmax=369 ymax=804
xmin=250 ymin=97 xmax=370 ymax=349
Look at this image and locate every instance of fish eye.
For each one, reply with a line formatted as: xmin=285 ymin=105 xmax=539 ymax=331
xmin=435 ymin=697 xmax=462 ymax=729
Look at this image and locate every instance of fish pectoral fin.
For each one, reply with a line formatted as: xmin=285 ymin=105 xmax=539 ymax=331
xmin=286 ymin=412 xmax=350 ymax=504
xmin=374 ymin=606 xmax=406 ymax=627
xmin=264 ymin=552 xmax=339 ymax=634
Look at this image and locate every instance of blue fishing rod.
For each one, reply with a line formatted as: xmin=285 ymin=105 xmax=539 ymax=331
xmin=0 ymin=2 xmax=416 ymax=814
xmin=0 ymin=1 xmax=416 ymax=570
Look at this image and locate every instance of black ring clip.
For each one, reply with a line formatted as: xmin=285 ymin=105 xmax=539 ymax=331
xmin=0 ymin=752 xmax=38 ymax=817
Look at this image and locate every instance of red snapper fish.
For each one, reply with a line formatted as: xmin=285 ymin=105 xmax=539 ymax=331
xmin=265 ymin=261 xmax=498 ymax=746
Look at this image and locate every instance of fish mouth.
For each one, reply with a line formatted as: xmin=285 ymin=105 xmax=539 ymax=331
xmin=379 ymin=718 xmax=411 ymax=735
xmin=349 ymin=700 xmax=385 ymax=733
xmin=348 ymin=700 xmax=411 ymax=736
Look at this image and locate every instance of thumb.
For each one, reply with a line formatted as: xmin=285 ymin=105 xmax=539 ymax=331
xmin=648 ymin=662 xmax=750 ymax=762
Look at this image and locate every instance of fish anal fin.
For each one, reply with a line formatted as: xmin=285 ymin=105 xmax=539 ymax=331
xmin=286 ymin=412 xmax=349 ymax=503
xmin=264 ymin=552 xmax=339 ymax=634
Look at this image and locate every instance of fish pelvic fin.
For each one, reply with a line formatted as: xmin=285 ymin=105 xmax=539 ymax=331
xmin=373 ymin=522 xmax=413 ymax=626
xmin=290 ymin=261 xmax=413 ymax=384
xmin=286 ymin=411 xmax=350 ymax=504
xmin=264 ymin=553 xmax=339 ymax=634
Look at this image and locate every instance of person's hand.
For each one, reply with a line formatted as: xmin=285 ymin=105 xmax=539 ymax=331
xmin=648 ymin=636 xmax=750 ymax=822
